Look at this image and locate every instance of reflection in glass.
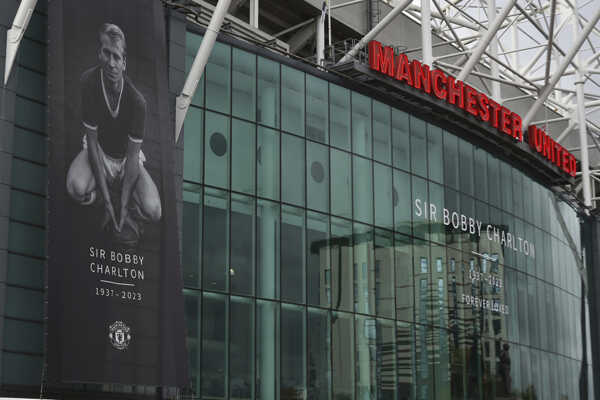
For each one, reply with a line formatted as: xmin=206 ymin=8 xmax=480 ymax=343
xmin=393 ymin=169 xmax=411 ymax=236
xmin=308 ymin=308 xmax=331 ymax=399
xmin=282 ymin=66 xmax=305 ymax=136
xmin=232 ymin=118 xmax=256 ymax=195
xmin=257 ymin=199 xmax=280 ymax=299
xmin=258 ymin=56 xmax=280 ymax=128
xmin=230 ymin=296 xmax=254 ymax=399
xmin=331 ymin=217 xmax=353 ymax=311
xmin=206 ymin=42 xmax=231 ymax=113
xmin=392 ymin=109 xmax=410 ymax=171
xmin=202 ymin=292 xmax=227 ymax=399
xmin=443 ymin=130 xmax=459 ymax=190
xmin=410 ymin=117 xmax=427 ymax=178
xmin=232 ymin=48 xmax=256 ymax=120
xmin=183 ymin=185 xmax=202 ymax=288
xmin=281 ymin=304 xmax=306 ymax=399
xmin=257 ymin=126 xmax=280 ymax=200
xmin=330 ymin=84 xmax=351 ymax=150
xmin=257 ymin=300 xmax=279 ymax=400
xmin=203 ymin=188 xmax=228 ymax=291
xmin=282 ymin=133 xmax=305 ymax=206
xmin=374 ymin=229 xmax=395 ymax=318
xmin=307 ymin=212 xmax=330 ymax=307
xmin=354 ymin=223 xmax=374 ymax=315
xmin=205 ymin=111 xmax=230 ymax=189
xmin=332 ymin=311 xmax=354 ymax=399
xmin=307 ymin=141 xmax=329 ymax=213
xmin=331 ymin=149 xmax=352 ymax=219
xmin=184 ymin=290 xmax=201 ymax=394
xmin=352 ymin=92 xmax=372 ymax=157
xmin=373 ymin=100 xmax=391 ymax=164
xmin=307 ymin=75 xmax=328 ymax=143
xmin=395 ymin=234 xmax=413 ymax=323
xmin=281 ymin=205 xmax=305 ymax=303
xmin=353 ymin=156 xmax=373 ymax=224
xmin=427 ymin=124 xmax=443 ymax=183
xmin=374 ymin=163 xmax=393 ymax=230
xmin=230 ymin=194 xmax=255 ymax=295
xmin=183 ymin=107 xmax=203 ymax=183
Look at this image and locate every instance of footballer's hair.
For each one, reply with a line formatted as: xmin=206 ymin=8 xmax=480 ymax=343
xmin=98 ymin=23 xmax=126 ymax=55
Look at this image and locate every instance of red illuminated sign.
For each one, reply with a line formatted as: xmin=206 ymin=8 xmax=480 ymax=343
xmin=368 ymin=40 xmax=576 ymax=177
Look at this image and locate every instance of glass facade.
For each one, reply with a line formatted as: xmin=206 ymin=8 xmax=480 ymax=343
xmin=181 ymin=32 xmax=590 ymax=400
xmin=0 ymin=6 xmax=592 ymax=398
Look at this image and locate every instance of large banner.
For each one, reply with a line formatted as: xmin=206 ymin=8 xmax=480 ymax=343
xmin=47 ymin=0 xmax=187 ymax=386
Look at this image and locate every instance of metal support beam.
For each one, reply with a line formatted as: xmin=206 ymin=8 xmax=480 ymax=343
xmin=521 ymin=5 xmax=600 ymax=131
xmin=578 ymin=69 xmax=592 ymax=208
xmin=457 ymin=0 xmax=517 ymax=82
xmin=488 ymin=0 xmax=501 ymax=100
xmin=556 ymin=120 xmax=576 ymax=143
xmin=316 ymin=1 xmax=327 ymax=66
xmin=421 ymin=0 xmax=432 ymax=65
xmin=4 ymin=0 xmax=37 ymax=85
xmin=175 ymin=0 xmax=232 ymax=141
xmin=288 ymin=20 xmax=317 ymax=53
xmin=336 ymin=0 xmax=413 ymax=65
xmin=249 ymin=0 xmax=259 ymax=28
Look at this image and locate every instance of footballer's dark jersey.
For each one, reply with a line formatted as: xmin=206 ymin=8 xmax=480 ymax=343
xmin=81 ymin=66 xmax=146 ymax=159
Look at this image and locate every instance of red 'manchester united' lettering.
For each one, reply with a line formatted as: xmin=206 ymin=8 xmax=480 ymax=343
xmin=368 ymin=40 xmax=576 ymax=177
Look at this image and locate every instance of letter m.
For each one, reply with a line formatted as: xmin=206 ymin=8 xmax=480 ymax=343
xmin=368 ymin=40 xmax=395 ymax=77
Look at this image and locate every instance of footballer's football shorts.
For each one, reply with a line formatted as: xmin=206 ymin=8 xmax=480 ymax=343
xmin=82 ymin=135 xmax=145 ymax=184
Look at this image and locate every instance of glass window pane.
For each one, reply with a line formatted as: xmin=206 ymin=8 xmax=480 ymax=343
xmin=355 ymin=315 xmax=376 ymax=398
xmin=232 ymin=118 xmax=256 ymax=195
xmin=428 ymin=124 xmax=443 ymax=183
xmin=231 ymin=194 xmax=255 ymax=296
xmin=11 ymin=159 xmax=45 ymax=195
xmin=307 ymin=141 xmax=329 ymax=213
xmin=183 ymin=107 xmax=203 ymax=183
xmin=373 ymin=100 xmax=391 ymax=164
xmin=500 ymin=160 xmax=513 ymax=213
xmin=308 ymin=308 xmax=331 ymax=399
xmin=205 ymin=111 xmax=230 ymax=189
xmin=258 ymin=57 xmax=280 ymax=128
xmin=10 ymin=190 xmax=44 ymax=226
xmin=13 ymin=127 xmax=46 ymax=164
xmin=395 ymin=234 xmax=413 ymax=323
xmin=429 ymin=182 xmax=445 ymax=244
xmin=281 ymin=205 xmax=306 ymax=303
xmin=307 ymin=212 xmax=330 ymax=307
xmin=412 ymin=176 xmax=429 ymax=240
xmin=282 ymin=66 xmax=305 ymax=136
xmin=183 ymin=185 xmax=202 ymax=288
xmin=203 ymin=188 xmax=229 ymax=291
xmin=257 ymin=199 xmax=280 ymax=299
xmin=374 ymin=229 xmax=395 ymax=318
xmin=354 ymin=222 xmax=374 ymax=315
xmin=410 ymin=117 xmax=427 ymax=178
xmin=330 ymin=84 xmax=351 ymax=150
xmin=444 ymin=130 xmax=459 ymax=190
xmin=205 ymin=42 xmax=231 ymax=113
xmin=396 ymin=322 xmax=416 ymax=399
xmin=230 ymin=296 xmax=254 ymax=399
xmin=281 ymin=304 xmax=306 ymax=399
xmin=393 ymin=169 xmax=411 ymax=236
xmin=330 ymin=149 xmax=352 ymax=219
xmin=185 ymin=33 xmax=204 ymax=107
xmin=257 ymin=300 xmax=280 ymax=400
xmin=458 ymin=138 xmax=473 ymax=196
xmin=282 ymin=133 xmax=305 ymax=206
xmin=332 ymin=311 xmax=354 ymax=399
xmin=374 ymin=162 xmax=393 ymax=229
xmin=232 ymin=48 xmax=256 ymax=120
xmin=352 ymin=92 xmax=372 ymax=157
xmin=392 ymin=109 xmax=410 ymax=171
xmin=331 ymin=217 xmax=353 ymax=311
xmin=488 ymin=154 xmax=500 ymax=207
xmin=257 ymin=126 xmax=280 ymax=200
xmin=474 ymin=147 xmax=488 ymax=203
xmin=353 ymin=156 xmax=373 ymax=224
xmin=202 ymin=292 xmax=227 ymax=399
xmin=307 ymin=75 xmax=328 ymax=143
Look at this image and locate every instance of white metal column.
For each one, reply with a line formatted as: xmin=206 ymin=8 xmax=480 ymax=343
xmin=4 ymin=0 xmax=37 ymax=85
xmin=250 ymin=0 xmax=259 ymax=28
xmin=489 ymin=0 xmax=501 ymax=100
xmin=421 ymin=0 xmax=433 ymax=65
xmin=457 ymin=0 xmax=517 ymax=81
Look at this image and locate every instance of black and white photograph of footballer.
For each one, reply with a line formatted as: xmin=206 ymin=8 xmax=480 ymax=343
xmin=66 ymin=23 xmax=162 ymax=248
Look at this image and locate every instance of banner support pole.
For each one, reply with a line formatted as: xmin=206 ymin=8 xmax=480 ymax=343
xmin=4 ymin=0 xmax=37 ymax=85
